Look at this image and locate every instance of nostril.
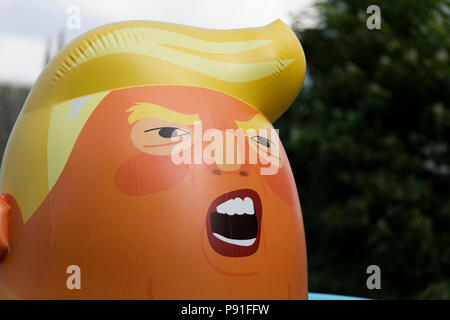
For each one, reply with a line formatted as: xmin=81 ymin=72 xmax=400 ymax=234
xmin=212 ymin=169 xmax=221 ymax=175
xmin=239 ymin=171 xmax=248 ymax=177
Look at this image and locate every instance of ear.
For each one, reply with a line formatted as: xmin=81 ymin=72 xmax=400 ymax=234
xmin=0 ymin=194 xmax=10 ymax=260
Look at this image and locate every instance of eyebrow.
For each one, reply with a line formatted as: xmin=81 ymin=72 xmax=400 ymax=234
xmin=235 ymin=114 xmax=272 ymax=131
xmin=127 ymin=103 xmax=200 ymax=125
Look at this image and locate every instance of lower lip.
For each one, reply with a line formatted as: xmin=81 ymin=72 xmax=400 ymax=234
xmin=206 ymin=189 xmax=262 ymax=257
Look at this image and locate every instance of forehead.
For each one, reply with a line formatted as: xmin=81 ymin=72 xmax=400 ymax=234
xmin=126 ymin=85 xmax=260 ymax=127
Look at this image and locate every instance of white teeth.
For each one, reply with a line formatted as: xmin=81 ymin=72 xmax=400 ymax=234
xmin=216 ymin=197 xmax=254 ymax=216
xmin=213 ymin=233 xmax=256 ymax=246
xmin=243 ymin=197 xmax=254 ymax=215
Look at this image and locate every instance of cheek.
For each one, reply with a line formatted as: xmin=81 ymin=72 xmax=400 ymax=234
xmin=114 ymin=152 xmax=189 ymax=196
xmin=262 ymin=163 xmax=299 ymax=206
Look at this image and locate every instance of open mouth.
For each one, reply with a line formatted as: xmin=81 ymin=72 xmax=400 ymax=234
xmin=206 ymin=189 xmax=262 ymax=257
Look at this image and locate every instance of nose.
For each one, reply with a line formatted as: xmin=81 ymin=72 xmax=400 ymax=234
xmin=211 ymin=163 xmax=250 ymax=176
xmin=216 ymin=162 xmax=241 ymax=172
xmin=207 ymin=129 xmax=249 ymax=176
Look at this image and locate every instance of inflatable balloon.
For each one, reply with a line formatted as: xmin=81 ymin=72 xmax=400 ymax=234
xmin=0 ymin=20 xmax=307 ymax=299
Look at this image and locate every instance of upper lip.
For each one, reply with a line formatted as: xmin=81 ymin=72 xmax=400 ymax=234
xmin=206 ymin=189 xmax=262 ymax=257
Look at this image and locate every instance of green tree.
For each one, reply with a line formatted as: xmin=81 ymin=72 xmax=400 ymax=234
xmin=276 ymin=0 xmax=450 ymax=299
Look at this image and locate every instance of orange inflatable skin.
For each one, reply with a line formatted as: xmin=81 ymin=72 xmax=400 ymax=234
xmin=0 ymin=20 xmax=308 ymax=299
xmin=0 ymin=86 xmax=307 ymax=299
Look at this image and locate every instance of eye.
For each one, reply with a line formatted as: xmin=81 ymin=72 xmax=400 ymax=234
xmin=144 ymin=127 xmax=190 ymax=138
xmin=251 ymin=135 xmax=272 ymax=148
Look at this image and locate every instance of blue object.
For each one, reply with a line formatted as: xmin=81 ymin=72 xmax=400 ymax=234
xmin=308 ymin=293 xmax=368 ymax=300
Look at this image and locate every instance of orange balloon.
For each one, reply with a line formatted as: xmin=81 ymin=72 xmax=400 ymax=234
xmin=0 ymin=20 xmax=307 ymax=299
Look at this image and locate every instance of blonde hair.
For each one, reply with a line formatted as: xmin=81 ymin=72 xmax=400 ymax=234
xmin=127 ymin=103 xmax=199 ymax=125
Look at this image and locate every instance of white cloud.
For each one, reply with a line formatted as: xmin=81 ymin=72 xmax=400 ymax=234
xmin=0 ymin=34 xmax=45 ymax=85
xmin=58 ymin=0 xmax=289 ymax=28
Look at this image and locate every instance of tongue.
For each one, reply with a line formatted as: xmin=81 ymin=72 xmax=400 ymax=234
xmin=210 ymin=211 xmax=258 ymax=240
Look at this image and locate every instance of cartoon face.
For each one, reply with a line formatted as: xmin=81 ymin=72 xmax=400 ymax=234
xmin=0 ymin=85 xmax=307 ymax=299
xmin=114 ymin=86 xmax=289 ymax=259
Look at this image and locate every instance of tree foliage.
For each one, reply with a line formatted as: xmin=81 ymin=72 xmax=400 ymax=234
xmin=276 ymin=0 xmax=450 ymax=298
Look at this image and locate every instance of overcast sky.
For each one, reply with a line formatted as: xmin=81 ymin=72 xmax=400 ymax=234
xmin=0 ymin=0 xmax=316 ymax=85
